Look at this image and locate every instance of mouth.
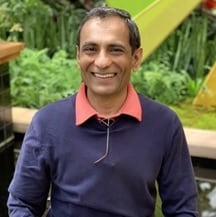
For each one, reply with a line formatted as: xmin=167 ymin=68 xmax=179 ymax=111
xmin=92 ymin=72 xmax=117 ymax=79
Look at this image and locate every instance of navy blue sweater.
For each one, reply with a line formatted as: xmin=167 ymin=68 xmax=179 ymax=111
xmin=8 ymin=94 xmax=198 ymax=217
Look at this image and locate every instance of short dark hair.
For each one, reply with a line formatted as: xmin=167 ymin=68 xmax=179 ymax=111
xmin=76 ymin=7 xmax=141 ymax=53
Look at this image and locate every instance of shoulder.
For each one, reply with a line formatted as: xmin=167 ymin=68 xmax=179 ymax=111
xmin=138 ymin=94 xmax=181 ymax=127
xmin=138 ymin=94 xmax=176 ymax=115
xmin=32 ymin=94 xmax=76 ymax=127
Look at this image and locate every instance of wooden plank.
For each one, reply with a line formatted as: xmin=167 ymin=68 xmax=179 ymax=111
xmin=12 ymin=107 xmax=37 ymax=133
xmin=184 ymin=128 xmax=216 ymax=159
xmin=0 ymin=42 xmax=24 ymax=64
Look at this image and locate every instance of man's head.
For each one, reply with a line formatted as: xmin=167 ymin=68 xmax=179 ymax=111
xmin=76 ymin=7 xmax=143 ymax=102
xmin=76 ymin=7 xmax=141 ymax=54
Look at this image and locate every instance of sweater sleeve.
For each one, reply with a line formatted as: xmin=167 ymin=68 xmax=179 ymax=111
xmin=157 ymin=115 xmax=198 ymax=217
xmin=7 ymin=118 xmax=51 ymax=217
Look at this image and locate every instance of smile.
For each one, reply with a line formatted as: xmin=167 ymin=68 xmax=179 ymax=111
xmin=92 ymin=72 xmax=117 ymax=79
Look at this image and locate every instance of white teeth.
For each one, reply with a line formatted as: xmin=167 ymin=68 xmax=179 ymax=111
xmin=93 ymin=73 xmax=116 ymax=79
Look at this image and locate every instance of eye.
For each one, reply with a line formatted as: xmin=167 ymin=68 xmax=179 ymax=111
xmin=82 ymin=46 xmax=97 ymax=54
xmin=110 ymin=46 xmax=124 ymax=55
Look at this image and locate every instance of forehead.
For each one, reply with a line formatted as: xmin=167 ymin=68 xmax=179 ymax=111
xmin=79 ymin=16 xmax=130 ymax=45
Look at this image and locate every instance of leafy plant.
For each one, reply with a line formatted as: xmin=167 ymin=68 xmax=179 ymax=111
xmin=0 ymin=0 xmax=87 ymax=58
xmin=10 ymin=48 xmax=81 ymax=108
xmin=147 ymin=10 xmax=216 ymax=81
xmin=132 ymin=62 xmax=198 ymax=105
xmin=10 ymin=48 xmax=197 ymax=109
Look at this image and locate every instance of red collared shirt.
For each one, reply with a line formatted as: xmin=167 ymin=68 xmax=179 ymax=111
xmin=75 ymin=83 xmax=142 ymax=125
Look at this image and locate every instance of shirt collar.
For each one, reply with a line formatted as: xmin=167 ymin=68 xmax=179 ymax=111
xmin=75 ymin=83 xmax=142 ymax=125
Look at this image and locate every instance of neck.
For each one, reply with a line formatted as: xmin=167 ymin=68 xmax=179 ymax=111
xmin=87 ymin=89 xmax=128 ymax=118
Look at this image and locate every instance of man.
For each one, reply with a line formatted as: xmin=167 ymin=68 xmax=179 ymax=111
xmin=7 ymin=7 xmax=198 ymax=217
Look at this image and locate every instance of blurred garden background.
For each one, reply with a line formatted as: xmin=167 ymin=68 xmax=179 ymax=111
xmin=0 ymin=0 xmax=216 ymax=217
xmin=0 ymin=0 xmax=216 ymax=129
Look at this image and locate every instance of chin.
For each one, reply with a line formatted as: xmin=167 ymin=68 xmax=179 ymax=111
xmin=93 ymin=88 xmax=116 ymax=97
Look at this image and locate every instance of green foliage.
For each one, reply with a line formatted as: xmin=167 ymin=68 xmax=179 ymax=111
xmin=132 ymin=62 xmax=197 ymax=105
xmin=170 ymin=100 xmax=216 ymax=130
xmin=41 ymin=0 xmax=104 ymax=10
xmin=10 ymin=48 xmax=81 ymax=108
xmin=147 ymin=10 xmax=216 ymax=80
xmin=0 ymin=0 xmax=87 ymax=58
xmin=2 ymin=1 xmax=212 ymax=108
xmin=10 ymin=48 xmax=202 ymax=109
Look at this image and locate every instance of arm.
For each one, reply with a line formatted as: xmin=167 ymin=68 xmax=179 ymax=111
xmin=7 ymin=120 xmax=51 ymax=217
xmin=157 ymin=116 xmax=198 ymax=217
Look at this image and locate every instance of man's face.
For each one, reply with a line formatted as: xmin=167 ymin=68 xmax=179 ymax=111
xmin=77 ymin=16 xmax=142 ymax=99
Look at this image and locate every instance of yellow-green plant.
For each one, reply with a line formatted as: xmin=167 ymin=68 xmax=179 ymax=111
xmin=147 ymin=10 xmax=216 ymax=81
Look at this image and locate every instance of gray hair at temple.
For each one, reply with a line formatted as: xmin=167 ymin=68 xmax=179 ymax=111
xmin=76 ymin=7 xmax=141 ymax=54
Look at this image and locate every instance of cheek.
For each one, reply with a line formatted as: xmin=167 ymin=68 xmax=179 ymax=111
xmin=78 ymin=56 xmax=93 ymax=71
xmin=78 ymin=62 xmax=92 ymax=82
xmin=121 ymin=61 xmax=134 ymax=73
xmin=77 ymin=60 xmax=88 ymax=74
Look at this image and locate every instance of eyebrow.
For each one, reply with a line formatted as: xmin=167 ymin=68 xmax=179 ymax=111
xmin=81 ymin=42 xmax=126 ymax=49
xmin=79 ymin=41 xmax=130 ymax=54
xmin=109 ymin=43 xmax=126 ymax=49
xmin=80 ymin=42 xmax=96 ymax=47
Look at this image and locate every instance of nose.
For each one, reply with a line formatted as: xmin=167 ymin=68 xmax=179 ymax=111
xmin=94 ymin=50 xmax=112 ymax=68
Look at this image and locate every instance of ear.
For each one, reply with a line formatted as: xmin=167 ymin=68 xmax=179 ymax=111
xmin=76 ymin=45 xmax=80 ymax=61
xmin=132 ymin=47 xmax=143 ymax=72
xmin=76 ymin=45 xmax=81 ymax=69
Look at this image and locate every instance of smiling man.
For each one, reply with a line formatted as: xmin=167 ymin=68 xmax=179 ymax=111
xmin=7 ymin=7 xmax=198 ymax=217
xmin=76 ymin=10 xmax=142 ymax=118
